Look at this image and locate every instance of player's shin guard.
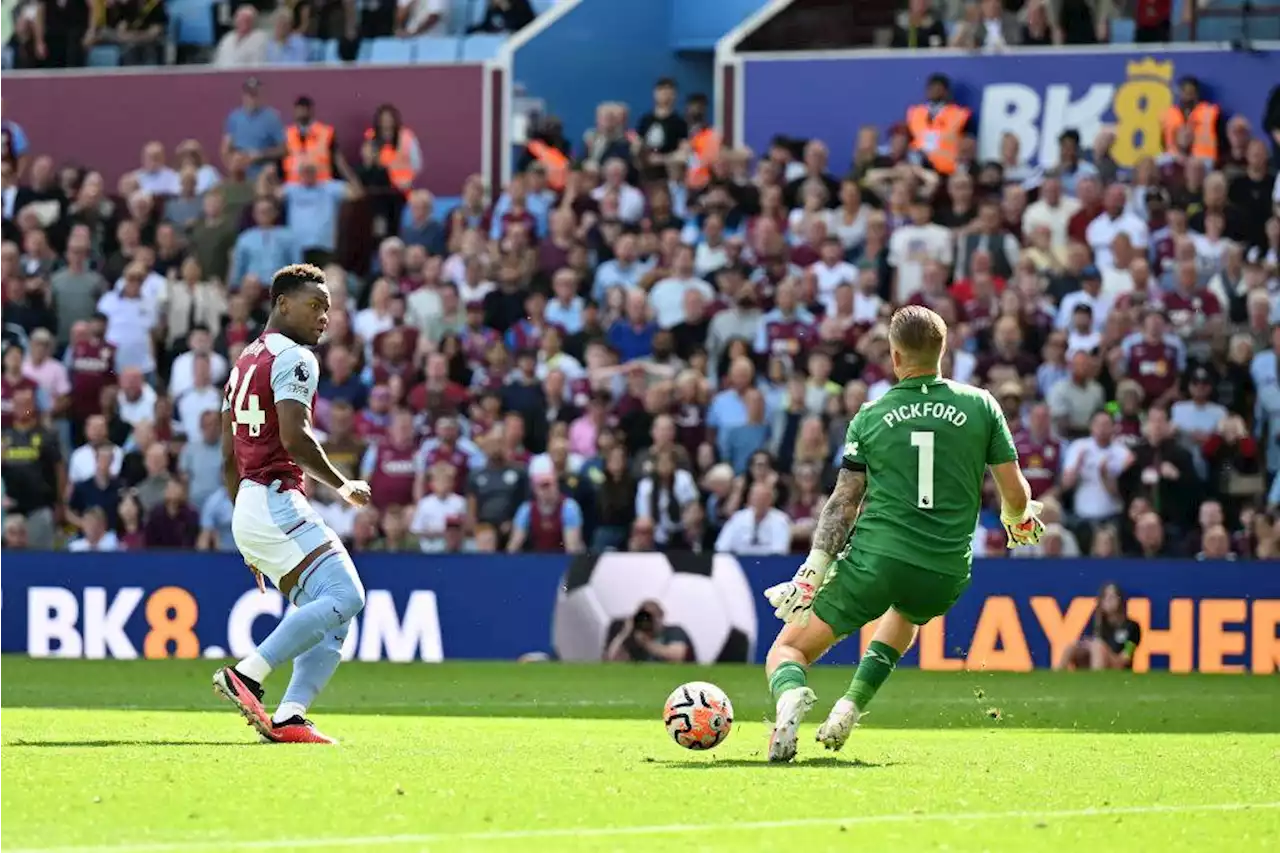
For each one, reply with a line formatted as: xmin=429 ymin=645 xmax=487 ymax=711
xmin=256 ymin=549 xmax=365 ymax=669
xmin=276 ymin=619 xmax=348 ymax=723
xmin=844 ymin=640 xmax=901 ymax=711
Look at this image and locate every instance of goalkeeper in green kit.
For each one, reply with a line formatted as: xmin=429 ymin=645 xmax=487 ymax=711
xmin=762 ymin=305 xmax=1045 ymax=763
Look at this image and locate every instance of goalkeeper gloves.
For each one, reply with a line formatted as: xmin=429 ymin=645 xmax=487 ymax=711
xmin=1002 ymin=499 xmax=1046 ymax=549
xmin=764 ymin=551 xmax=832 ymax=626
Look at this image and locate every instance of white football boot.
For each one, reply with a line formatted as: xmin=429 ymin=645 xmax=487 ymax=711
xmin=815 ymin=697 xmax=862 ymax=751
xmin=768 ymin=686 xmax=816 ymax=763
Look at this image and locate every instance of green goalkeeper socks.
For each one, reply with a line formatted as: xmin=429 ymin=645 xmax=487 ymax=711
xmin=768 ymin=661 xmax=808 ymax=701
xmin=845 ymin=641 xmax=901 ymax=710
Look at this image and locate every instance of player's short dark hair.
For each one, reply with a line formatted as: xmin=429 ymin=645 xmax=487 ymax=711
xmin=270 ymin=263 xmax=326 ymax=303
xmin=889 ymin=305 xmax=947 ymax=366
xmin=655 ymin=77 xmax=676 ymax=89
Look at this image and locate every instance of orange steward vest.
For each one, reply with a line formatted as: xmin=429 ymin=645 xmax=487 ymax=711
xmin=1162 ymin=102 xmax=1219 ymax=162
xmin=365 ymin=127 xmax=418 ymax=194
xmin=687 ymin=127 xmax=721 ymax=190
xmin=526 ymin=140 xmax=568 ymax=191
xmin=906 ymin=103 xmax=971 ymax=175
xmin=283 ymin=122 xmax=335 ymax=183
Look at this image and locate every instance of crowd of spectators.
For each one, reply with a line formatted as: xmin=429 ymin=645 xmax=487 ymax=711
xmin=3 ymin=55 xmax=1280 ymax=559
xmin=5 ymin=0 xmax=540 ymax=70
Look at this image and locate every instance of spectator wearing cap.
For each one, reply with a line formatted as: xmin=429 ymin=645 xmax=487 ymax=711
xmin=507 ymin=457 xmax=585 ymax=553
xmin=890 ymin=0 xmax=947 ymax=48
xmin=221 ymin=79 xmax=286 ymax=179
xmin=1056 ymin=131 xmax=1101 ymax=197
xmin=1171 ymin=367 xmax=1228 ymax=457
xmin=1049 ymin=350 xmax=1105 ymax=440
xmin=1064 ymin=302 xmax=1100 ymax=357
xmin=214 ymin=6 xmax=270 ymax=67
xmin=714 ymin=481 xmax=791 ymax=556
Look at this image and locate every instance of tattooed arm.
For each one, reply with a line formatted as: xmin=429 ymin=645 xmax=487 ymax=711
xmin=764 ymin=467 xmax=867 ymax=625
xmin=810 ymin=467 xmax=867 ymax=558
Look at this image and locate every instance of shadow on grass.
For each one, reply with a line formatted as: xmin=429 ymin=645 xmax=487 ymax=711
xmin=7 ymin=739 xmax=258 ymax=748
xmin=651 ymin=756 xmax=895 ymax=769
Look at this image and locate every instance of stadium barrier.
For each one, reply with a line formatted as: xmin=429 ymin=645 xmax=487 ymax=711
xmin=730 ymin=45 xmax=1280 ymax=174
xmin=3 ymin=63 xmax=499 ymax=195
xmin=4 ymin=552 xmax=1277 ymax=673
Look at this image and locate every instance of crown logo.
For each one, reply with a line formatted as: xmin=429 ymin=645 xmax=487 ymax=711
xmin=1126 ymin=58 xmax=1174 ymax=82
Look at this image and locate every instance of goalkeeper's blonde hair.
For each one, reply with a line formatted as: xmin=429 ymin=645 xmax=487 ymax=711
xmin=889 ymin=305 xmax=947 ymax=367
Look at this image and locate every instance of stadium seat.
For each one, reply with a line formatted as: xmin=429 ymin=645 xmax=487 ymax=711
xmin=2 ymin=47 xmax=12 ymax=70
xmin=169 ymin=0 xmax=216 ymax=47
xmin=413 ymin=36 xmax=461 ymax=62
xmin=433 ymin=196 xmax=462 ymax=221
xmin=531 ymin=0 xmax=557 ymax=14
xmin=461 ymin=33 xmax=506 ymax=61
xmin=368 ymin=37 xmax=416 ymax=64
xmin=1111 ymin=17 xmax=1135 ymax=42
xmin=306 ymin=39 xmax=328 ymax=62
xmin=447 ymin=0 xmax=484 ymax=34
xmin=87 ymin=45 xmax=122 ymax=67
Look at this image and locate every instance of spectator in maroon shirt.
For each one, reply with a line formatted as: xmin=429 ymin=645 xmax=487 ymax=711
xmin=1 ymin=345 xmax=38 ymax=427
xmin=144 ymin=479 xmax=199 ymax=549
xmin=1066 ymin=175 xmax=1104 ymax=245
xmin=1162 ymin=259 xmax=1224 ymax=344
xmin=1015 ymin=402 xmax=1063 ymax=499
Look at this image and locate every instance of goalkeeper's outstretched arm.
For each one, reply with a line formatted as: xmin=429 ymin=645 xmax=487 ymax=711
xmin=990 ymin=461 xmax=1030 ymax=519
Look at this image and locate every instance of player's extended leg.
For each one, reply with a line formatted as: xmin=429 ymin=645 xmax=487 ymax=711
xmin=215 ymin=544 xmax=364 ymax=738
xmin=816 ymin=608 xmax=918 ymax=751
xmin=764 ymin=613 xmax=836 ymax=763
xmin=263 ymin=585 xmax=351 ymax=744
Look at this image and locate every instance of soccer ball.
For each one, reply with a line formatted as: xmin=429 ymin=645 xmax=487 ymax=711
xmin=664 ymin=681 xmax=734 ymax=750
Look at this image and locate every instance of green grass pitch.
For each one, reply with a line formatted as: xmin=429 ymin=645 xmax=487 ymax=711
xmin=2 ymin=659 xmax=1278 ymax=852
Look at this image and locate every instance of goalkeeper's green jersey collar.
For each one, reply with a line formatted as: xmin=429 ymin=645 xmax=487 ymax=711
xmin=895 ymin=374 xmax=940 ymax=389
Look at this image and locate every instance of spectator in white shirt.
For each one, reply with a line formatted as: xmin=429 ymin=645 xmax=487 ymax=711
xmin=411 ymin=464 xmax=468 ymax=549
xmin=98 ymin=263 xmax=160 ymax=374
xmin=113 ymin=244 xmax=167 ymax=305
xmin=1062 ymin=411 xmax=1133 ymax=523
xmin=1022 ymin=175 xmax=1081 ymax=250
xmin=169 ymin=327 xmax=230 ymax=400
xmin=1085 ymin=184 xmax=1149 ymax=270
xmin=590 ymin=158 xmax=646 ymax=224
xmin=715 ymin=481 xmax=792 ymax=555
xmin=693 ymin=214 xmax=731 ymax=278
xmin=648 ymin=244 xmax=715 ymax=329
xmin=397 ymin=0 xmax=448 ymax=36
xmin=131 ymin=142 xmax=181 ymax=197
xmin=68 ymin=507 xmax=121 ymax=553
xmin=116 ymin=368 xmax=159 ymax=426
xmin=889 ymin=196 xmax=953 ymax=302
xmin=635 ymin=450 xmax=700 ymax=548
xmin=213 ymin=5 xmax=269 ymax=68
xmin=808 ymin=237 xmax=858 ymax=313
xmin=1056 ymin=266 xmax=1112 ymax=333
xmin=176 ymin=355 xmax=223 ymax=438
xmin=1100 ymin=233 xmax=1137 ymax=298
xmin=67 ymin=416 xmax=123 ymax=484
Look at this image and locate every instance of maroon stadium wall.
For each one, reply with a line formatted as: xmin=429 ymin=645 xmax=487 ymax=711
xmin=4 ymin=63 xmax=499 ymax=196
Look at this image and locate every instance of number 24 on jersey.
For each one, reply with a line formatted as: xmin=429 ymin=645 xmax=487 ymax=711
xmin=227 ymin=366 xmax=267 ymax=438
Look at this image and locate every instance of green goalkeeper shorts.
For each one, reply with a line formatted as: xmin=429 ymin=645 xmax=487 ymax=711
xmin=811 ymin=544 xmax=971 ymax=639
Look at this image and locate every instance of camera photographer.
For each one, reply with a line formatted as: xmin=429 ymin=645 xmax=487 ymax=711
xmin=604 ymin=600 xmax=692 ymax=663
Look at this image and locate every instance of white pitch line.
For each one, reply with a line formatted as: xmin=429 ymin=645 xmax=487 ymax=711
xmin=10 ymin=801 xmax=1279 ymax=853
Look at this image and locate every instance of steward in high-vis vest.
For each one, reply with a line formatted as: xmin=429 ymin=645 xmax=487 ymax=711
xmin=684 ymin=93 xmax=720 ymax=190
xmin=1162 ymin=75 xmax=1226 ymax=165
xmin=365 ymin=104 xmax=422 ymax=196
xmin=906 ymin=73 xmax=973 ymax=176
xmin=283 ymin=96 xmax=335 ymax=184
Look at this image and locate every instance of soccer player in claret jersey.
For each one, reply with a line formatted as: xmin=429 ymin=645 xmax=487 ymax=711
xmin=212 ymin=264 xmax=373 ymax=745
xmin=762 ymin=305 xmax=1045 ymax=763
